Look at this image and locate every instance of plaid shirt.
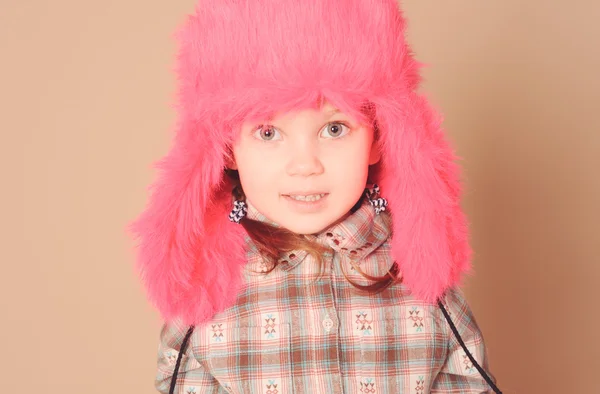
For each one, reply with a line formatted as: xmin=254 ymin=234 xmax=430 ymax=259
xmin=155 ymin=200 xmax=496 ymax=393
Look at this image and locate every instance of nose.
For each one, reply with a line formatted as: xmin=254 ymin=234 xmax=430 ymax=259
xmin=285 ymin=144 xmax=324 ymax=177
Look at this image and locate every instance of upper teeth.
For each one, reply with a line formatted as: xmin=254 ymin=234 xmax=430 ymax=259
xmin=288 ymin=194 xmax=326 ymax=202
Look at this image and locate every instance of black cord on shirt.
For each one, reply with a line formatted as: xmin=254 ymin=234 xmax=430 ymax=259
xmin=169 ymin=325 xmax=195 ymax=394
xmin=437 ymin=300 xmax=502 ymax=394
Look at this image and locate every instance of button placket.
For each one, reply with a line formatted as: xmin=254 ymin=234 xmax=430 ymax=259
xmin=323 ymin=252 xmax=340 ymax=335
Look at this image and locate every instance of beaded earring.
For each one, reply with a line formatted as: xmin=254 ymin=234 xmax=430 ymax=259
xmin=365 ymin=184 xmax=388 ymax=214
xmin=228 ymin=186 xmax=247 ymax=223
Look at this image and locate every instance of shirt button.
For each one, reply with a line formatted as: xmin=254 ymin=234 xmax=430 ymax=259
xmin=322 ymin=317 xmax=334 ymax=332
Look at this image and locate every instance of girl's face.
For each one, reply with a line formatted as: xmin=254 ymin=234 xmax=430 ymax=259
xmin=230 ymin=102 xmax=380 ymax=235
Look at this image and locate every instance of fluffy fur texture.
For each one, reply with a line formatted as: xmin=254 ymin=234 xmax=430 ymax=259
xmin=128 ymin=0 xmax=472 ymax=326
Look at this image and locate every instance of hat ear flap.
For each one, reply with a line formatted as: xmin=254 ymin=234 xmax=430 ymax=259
xmin=376 ymin=93 xmax=472 ymax=302
xmin=127 ymin=121 xmax=248 ymax=325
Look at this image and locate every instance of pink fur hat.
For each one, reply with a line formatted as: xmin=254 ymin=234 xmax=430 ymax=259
xmin=128 ymin=0 xmax=472 ymax=326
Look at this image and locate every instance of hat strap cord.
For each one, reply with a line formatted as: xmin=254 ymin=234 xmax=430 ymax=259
xmin=437 ymin=300 xmax=503 ymax=393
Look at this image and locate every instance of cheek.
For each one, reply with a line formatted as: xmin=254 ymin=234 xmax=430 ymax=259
xmin=326 ymin=137 xmax=372 ymax=170
xmin=235 ymin=151 xmax=279 ymax=194
xmin=325 ymin=152 xmax=369 ymax=193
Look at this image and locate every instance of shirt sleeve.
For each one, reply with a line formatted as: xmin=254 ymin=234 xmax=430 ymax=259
xmin=431 ymin=287 xmax=499 ymax=393
xmin=155 ymin=318 xmax=224 ymax=394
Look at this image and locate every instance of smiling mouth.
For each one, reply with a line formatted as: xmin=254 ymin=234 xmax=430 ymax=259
xmin=285 ymin=193 xmax=328 ymax=202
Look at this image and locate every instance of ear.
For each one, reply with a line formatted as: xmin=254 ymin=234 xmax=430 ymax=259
xmin=224 ymin=149 xmax=238 ymax=170
xmin=368 ymin=138 xmax=381 ymax=166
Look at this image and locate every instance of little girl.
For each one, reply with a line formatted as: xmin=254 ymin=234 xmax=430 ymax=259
xmin=129 ymin=0 xmax=501 ymax=393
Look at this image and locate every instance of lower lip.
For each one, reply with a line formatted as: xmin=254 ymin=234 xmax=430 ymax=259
xmin=282 ymin=194 xmax=329 ymax=213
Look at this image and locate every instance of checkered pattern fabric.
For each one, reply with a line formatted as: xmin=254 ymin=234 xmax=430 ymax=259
xmin=155 ymin=200 xmax=496 ymax=393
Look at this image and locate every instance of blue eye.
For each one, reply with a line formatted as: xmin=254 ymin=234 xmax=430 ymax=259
xmin=253 ymin=125 xmax=281 ymax=141
xmin=321 ymin=122 xmax=350 ymax=138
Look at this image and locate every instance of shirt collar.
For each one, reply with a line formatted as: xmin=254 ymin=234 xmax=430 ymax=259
xmin=244 ymin=197 xmax=392 ymax=272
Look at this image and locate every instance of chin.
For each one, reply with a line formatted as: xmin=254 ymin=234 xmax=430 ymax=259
xmin=280 ymin=219 xmax=333 ymax=235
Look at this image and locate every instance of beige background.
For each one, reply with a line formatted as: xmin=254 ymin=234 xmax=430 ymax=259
xmin=2 ymin=0 xmax=598 ymax=392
